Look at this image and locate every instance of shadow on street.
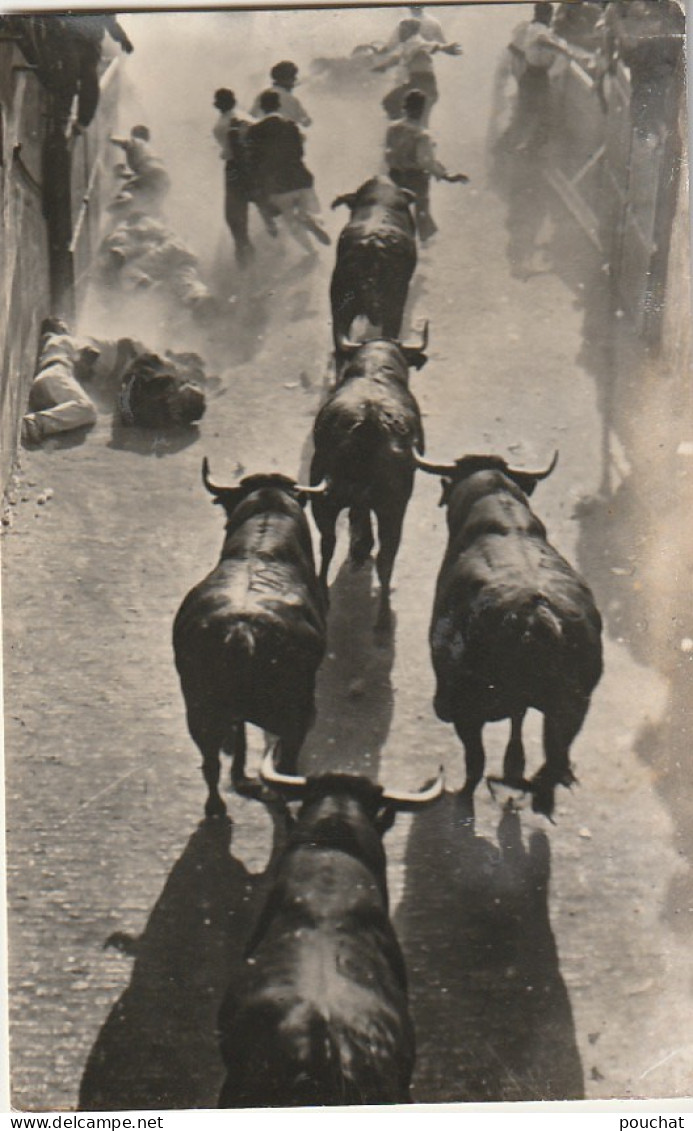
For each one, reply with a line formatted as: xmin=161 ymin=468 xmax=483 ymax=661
xmin=395 ymin=798 xmax=584 ymax=1102
xmin=301 ymin=558 xmax=396 ymax=781
xmin=79 ymin=813 xmax=284 ymax=1111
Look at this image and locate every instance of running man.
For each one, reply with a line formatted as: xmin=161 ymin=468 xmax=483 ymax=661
xmin=246 ymin=89 xmax=330 ymax=256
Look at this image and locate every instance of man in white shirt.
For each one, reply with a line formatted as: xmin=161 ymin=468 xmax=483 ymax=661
xmin=385 ymin=87 xmax=466 ymax=241
xmin=250 ymin=61 xmax=312 ymax=127
xmin=384 ymin=5 xmax=448 ymax=50
xmin=507 ymin=3 xmax=587 ymax=152
xmin=109 ymin=125 xmax=170 ymax=214
xmin=376 ymin=16 xmax=462 ymax=124
xmin=212 ymin=87 xmax=257 ymax=265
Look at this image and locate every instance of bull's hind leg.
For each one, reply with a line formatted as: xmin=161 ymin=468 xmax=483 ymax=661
xmin=487 ymin=711 xmax=532 ymax=800
xmin=224 ymin=722 xmax=252 ymax=790
xmin=331 ymin=290 xmax=359 ymax=354
xmin=374 ymin=501 xmax=407 ymax=631
xmin=531 ymin=699 xmax=587 ymax=820
xmin=503 ymin=710 xmax=528 ymax=786
xmin=187 ymin=706 xmax=227 ymax=818
xmin=275 ymin=699 xmax=315 ymax=776
xmin=454 ymin=719 xmax=486 ymax=819
xmin=199 ymin=741 xmax=226 ymax=819
xmin=349 ymin=502 xmax=374 ymax=566
xmin=275 ymin=728 xmax=307 ymax=776
xmin=381 ymin=285 xmax=409 ymax=340
xmin=311 ymin=498 xmax=340 ymax=597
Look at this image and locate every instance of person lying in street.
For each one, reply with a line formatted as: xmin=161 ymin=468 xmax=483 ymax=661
xmin=22 ymin=319 xmax=208 ymax=444
xmin=97 ymin=211 xmax=218 ymax=320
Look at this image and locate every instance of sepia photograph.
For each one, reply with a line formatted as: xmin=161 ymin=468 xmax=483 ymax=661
xmin=0 ymin=0 xmax=691 ymax=1113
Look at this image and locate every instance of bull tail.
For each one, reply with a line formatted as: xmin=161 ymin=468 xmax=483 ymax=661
xmin=464 ymin=594 xmax=566 ymax=687
xmin=218 ymin=621 xmax=257 ymax=721
xmin=287 ymin=1009 xmax=366 ymax=1106
xmin=223 ymin=621 xmax=256 ymax=655
xmin=330 ymin=414 xmax=386 ymax=503
xmin=522 ymin=597 xmax=563 ymax=644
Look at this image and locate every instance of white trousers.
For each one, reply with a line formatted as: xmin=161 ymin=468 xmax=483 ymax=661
xmin=23 ymin=338 xmax=97 ymax=439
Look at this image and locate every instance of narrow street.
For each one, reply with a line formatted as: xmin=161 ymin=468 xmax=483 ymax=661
xmin=2 ymin=5 xmax=692 ymax=1110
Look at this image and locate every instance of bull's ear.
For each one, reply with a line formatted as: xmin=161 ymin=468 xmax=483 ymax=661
xmin=331 ymin=192 xmax=356 ymax=211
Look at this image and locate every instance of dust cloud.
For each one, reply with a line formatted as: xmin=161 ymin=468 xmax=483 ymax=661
xmin=80 ymin=5 xmax=521 ymax=366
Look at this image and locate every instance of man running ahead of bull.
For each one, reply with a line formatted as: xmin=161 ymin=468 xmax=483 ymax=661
xmin=375 ymin=16 xmax=462 ymax=125
xmin=245 ymin=89 xmax=330 ymax=256
xmin=386 ymin=87 xmax=468 ymax=241
xmin=212 ymin=87 xmax=278 ymax=267
xmin=250 ymin=60 xmax=312 ymax=127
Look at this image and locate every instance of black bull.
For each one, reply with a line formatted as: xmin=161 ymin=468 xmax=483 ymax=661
xmin=173 ymin=463 xmax=328 ymax=817
xmin=330 ymin=176 xmax=417 ymax=349
xmin=417 ymin=453 xmax=603 ymax=820
xmin=218 ymin=759 xmax=443 ymax=1107
xmin=310 ymin=336 xmax=427 ymax=630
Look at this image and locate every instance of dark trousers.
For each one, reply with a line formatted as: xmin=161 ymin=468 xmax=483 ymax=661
xmin=224 ymin=162 xmax=254 ymax=267
xmin=389 ymin=167 xmax=437 ymax=241
xmin=509 ymin=65 xmax=552 ymax=152
xmin=49 ymin=35 xmax=101 ymax=130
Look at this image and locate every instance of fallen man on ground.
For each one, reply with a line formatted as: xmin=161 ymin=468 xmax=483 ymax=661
xmin=97 ymin=212 xmax=218 ymax=321
xmin=22 ymin=318 xmax=209 ymax=444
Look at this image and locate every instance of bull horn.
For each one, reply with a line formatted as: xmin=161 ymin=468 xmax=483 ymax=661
xmin=260 ymin=748 xmax=308 ymax=794
xmin=382 ymin=766 xmax=445 ymax=807
xmin=336 ymin=333 xmax=361 ymax=356
xmin=202 ymin=457 xmax=224 ymax=496
xmin=399 ymin=320 xmax=429 ymax=353
xmin=294 ymin=479 xmax=329 ymax=496
xmin=413 ymin=452 xmax=457 ymax=476
xmin=510 ymin=449 xmax=559 ymax=481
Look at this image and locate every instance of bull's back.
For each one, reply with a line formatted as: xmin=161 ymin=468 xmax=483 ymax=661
xmin=332 ymin=218 xmax=416 ymax=310
xmin=314 ymin=379 xmax=420 ymax=486
xmin=173 ymin=559 xmax=326 ymax=722
xmin=431 ymin=532 xmax=603 ymax=713
xmin=175 ymin=557 xmax=324 ymax=641
xmin=219 ymin=851 xmax=413 ymax=1106
xmin=339 ymin=206 xmax=415 ymax=247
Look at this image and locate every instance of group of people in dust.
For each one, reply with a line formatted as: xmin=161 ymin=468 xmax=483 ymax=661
xmin=208 ymin=2 xmax=612 ymax=268
xmin=20 ymin=2 xmax=679 ymax=446
xmin=20 ymin=119 xmax=215 ymax=448
xmin=210 ymin=5 xmax=471 ymax=266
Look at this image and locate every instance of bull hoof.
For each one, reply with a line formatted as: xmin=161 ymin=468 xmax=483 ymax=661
xmin=233 ymin=776 xmax=264 ymax=799
xmin=205 ymin=794 xmax=227 ymax=819
xmin=530 ymin=785 xmax=557 ymax=824
xmin=455 ymin=789 xmax=476 ymax=823
xmin=349 ymin=544 xmax=373 ymax=568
